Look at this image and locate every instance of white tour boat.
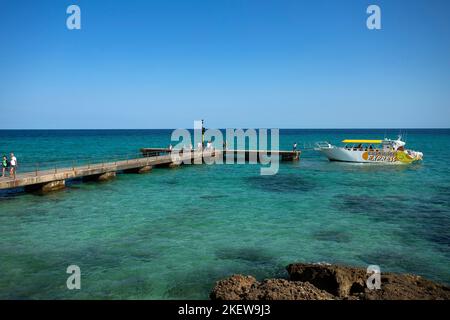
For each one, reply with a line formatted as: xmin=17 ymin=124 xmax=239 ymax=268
xmin=315 ymin=136 xmax=423 ymax=164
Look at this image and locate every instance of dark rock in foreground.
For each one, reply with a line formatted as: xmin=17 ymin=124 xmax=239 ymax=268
xmin=210 ymin=275 xmax=335 ymax=300
xmin=210 ymin=263 xmax=450 ymax=300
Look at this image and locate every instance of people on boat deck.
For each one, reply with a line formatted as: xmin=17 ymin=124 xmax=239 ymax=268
xmin=9 ymin=153 xmax=17 ymax=179
xmin=293 ymin=142 xmax=297 ymax=151
xmin=2 ymin=155 xmax=8 ymax=177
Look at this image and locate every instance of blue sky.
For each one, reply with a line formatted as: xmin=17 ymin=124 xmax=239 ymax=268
xmin=0 ymin=0 xmax=449 ymax=129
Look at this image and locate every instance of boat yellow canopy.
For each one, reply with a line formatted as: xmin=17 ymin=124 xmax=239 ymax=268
xmin=342 ymin=139 xmax=383 ymax=144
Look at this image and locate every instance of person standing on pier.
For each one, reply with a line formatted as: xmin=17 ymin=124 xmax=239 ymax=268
xmin=2 ymin=155 xmax=8 ymax=177
xmin=9 ymin=153 xmax=17 ymax=179
xmin=293 ymin=142 xmax=297 ymax=152
xmin=201 ymin=119 xmax=206 ymax=148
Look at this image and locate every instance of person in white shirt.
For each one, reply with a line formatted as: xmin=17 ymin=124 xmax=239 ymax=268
xmin=9 ymin=152 xmax=17 ymax=179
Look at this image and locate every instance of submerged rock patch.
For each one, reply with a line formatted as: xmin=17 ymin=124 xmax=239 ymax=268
xmin=245 ymin=174 xmax=316 ymax=193
xmin=313 ymin=230 xmax=352 ymax=243
xmin=199 ymin=194 xmax=227 ymax=200
xmin=215 ymin=247 xmax=277 ymax=266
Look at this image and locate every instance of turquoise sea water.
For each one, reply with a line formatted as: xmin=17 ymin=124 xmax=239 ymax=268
xmin=0 ymin=129 xmax=449 ymax=299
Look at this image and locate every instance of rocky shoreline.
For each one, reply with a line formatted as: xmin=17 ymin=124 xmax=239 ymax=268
xmin=210 ymin=263 xmax=450 ymax=300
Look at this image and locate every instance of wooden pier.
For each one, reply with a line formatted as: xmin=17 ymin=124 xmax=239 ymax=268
xmin=0 ymin=149 xmax=300 ymax=193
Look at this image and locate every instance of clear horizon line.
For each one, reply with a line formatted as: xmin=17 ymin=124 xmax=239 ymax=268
xmin=0 ymin=127 xmax=449 ymax=130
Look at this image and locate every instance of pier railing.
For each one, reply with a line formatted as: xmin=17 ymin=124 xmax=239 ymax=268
xmin=13 ymin=152 xmax=167 ymax=176
xmin=7 ymin=147 xmax=302 ymax=177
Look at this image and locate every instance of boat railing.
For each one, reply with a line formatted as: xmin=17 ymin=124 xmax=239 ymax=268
xmin=314 ymin=141 xmax=333 ymax=150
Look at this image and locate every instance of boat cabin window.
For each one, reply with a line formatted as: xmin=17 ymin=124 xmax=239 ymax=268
xmin=343 ymin=141 xmax=382 ymax=151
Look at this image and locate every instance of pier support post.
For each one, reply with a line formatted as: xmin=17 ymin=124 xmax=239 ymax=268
xmin=168 ymin=162 xmax=181 ymax=168
xmin=123 ymin=165 xmax=153 ymax=174
xmin=83 ymin=171 xmax=116 ymax=182
xmin=96 ymin=171 xmax=116 ymax=181
xmin=97 ymin=171 xmax=116 ymax=181
xmin=281 ymin=151 xmax=300 ymax=161
xmin=25 ymin=179 xmax=66 ymax=193
xmin=138 ymin=165 xmax=152 ymax=173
